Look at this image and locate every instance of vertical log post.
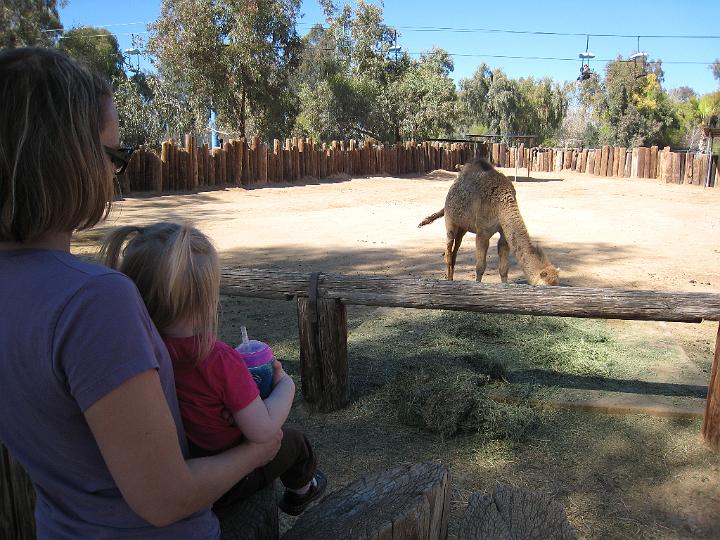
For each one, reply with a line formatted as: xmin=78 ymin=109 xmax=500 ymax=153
xmin=296 ymin=275 xmax=349 ymax=413
xmin=274 ymin=139 xmax=283 ymax=183
xmin=240 ymin=137 xmax=248 ymax=185
xmin=599 ymin=145 xmax=609 ymax=177
xmin=250 ymin=136 xmax=259 ymax=184
xmin=702 ymin=323 xmax=720 ymax=450
xmin=631 ymin=147 xmax=640 ymax=178
xmin=650 ymin=145 xmax=659 ymax=179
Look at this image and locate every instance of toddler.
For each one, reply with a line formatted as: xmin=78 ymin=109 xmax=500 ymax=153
xmin=101 ymin=222 xmax=326 ymax=515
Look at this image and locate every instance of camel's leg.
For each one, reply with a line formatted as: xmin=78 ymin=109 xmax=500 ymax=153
xmin=445 ymin=226 xmax=465 ymax=280
xmin=497 ymin=229 xmax=510 ymax=283
xmin=474 ymin=233 xmax=491 ymax=282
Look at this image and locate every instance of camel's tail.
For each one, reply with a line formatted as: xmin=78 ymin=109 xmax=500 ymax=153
xmin=418 ymin=209 xmax=445 ymax=228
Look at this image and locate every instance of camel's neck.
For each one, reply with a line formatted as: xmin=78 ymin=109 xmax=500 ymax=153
xmin=496 ymin=199 xmax=545 ymax=275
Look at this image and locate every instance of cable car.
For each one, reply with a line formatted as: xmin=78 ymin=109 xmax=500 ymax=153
xmin=630 ymin=51 xmax=649 ymax=79
xmin=577 ymin=36 xmax=595 ymax=82
xmin=630 ymin=36 xmax=650 ymax=78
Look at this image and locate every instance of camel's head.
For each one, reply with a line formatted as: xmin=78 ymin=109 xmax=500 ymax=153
xmin=528 ymin=245 xmax=560 ymax=286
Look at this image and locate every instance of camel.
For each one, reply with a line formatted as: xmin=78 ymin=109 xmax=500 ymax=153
xmin=418 ymin=158 xmax=559 ymax=285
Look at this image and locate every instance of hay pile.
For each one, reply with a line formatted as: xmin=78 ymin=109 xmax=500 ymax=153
xmin=387 ymin=359 xmax=538 ymax=442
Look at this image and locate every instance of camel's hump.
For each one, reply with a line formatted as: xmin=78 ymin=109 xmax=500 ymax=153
xmin=460 ymin=158 xmax=494 ymax=174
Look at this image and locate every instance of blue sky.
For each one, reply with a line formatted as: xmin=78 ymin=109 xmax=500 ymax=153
xmin=59 ymin=0 xmax=720 ymax=95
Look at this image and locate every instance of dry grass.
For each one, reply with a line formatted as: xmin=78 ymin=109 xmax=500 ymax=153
xmin=221 ymin=296 xmax=718 ymax=539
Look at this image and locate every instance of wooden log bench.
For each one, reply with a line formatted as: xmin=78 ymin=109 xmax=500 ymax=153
xmin=216 ymin=482 xmax=279 ymax=540
xmin=457 ymin=484 xmax=576 ymax=540
xmin=282 ymin=462 xmax=450 ymax=539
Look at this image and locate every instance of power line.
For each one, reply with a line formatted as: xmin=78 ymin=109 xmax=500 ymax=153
xmin=404 ymin=52 xmax=716 ymax=65
xmin=45 ymin=20 xmax=720 ymax=40
xmin=296 ymin=22 xmax=720 ymax=40
xmin=56 ymin=31 xmax=150 ymax=40
xmin=42 ymin=21 xmax=149 ymax=33
xmin=43 ymin=21 xmax=718 ymax=66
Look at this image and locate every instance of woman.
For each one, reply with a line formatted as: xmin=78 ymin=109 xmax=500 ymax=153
xmin=0 ymin=47 xmax=281 ymax=538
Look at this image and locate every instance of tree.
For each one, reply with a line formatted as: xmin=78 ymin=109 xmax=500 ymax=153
xmin=712 ymin=60 xmax=720 ymax=84
xmin=598 ymin=56 xmax=679 ymax=147
xmin=295 ymin=1 xmax=393 ymax=141
xmin=58 ymin=26 xmax=125 ymax=82
xmin=516 ymin=77 xmax=568 ymax=144
xmin=669 ymin=86 xmax=697 ymax=103
xmin=0 ymin=0 xmax=64 ymax=48
xmin=394 ymin=48 xmax=458 ymax=140
xmin=147 ymin=0 xmax=302 ymax=140
xmin=459 ymin=66 xmax=568 ymax=145
xmin=458 ymin=63 xmax=492 ymax=132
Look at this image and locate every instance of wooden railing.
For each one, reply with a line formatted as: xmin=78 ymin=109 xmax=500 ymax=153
xmin=220 ymin=268 xmax=720 ymax=449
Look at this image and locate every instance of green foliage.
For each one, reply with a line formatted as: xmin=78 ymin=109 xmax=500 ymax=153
xmin=294 ymin=2 xmax=457 ymax=142
xmin=713 ymin=60 xmax=720 ymax=83
xmin=597 ymin=57 xmax=679 ymax=147
xmin=394 ymin=49 xmax=458 ymax=141
xmin=58 ymin=26 xmax=124 ymax=82
xmin=459 ymin=65 xmax=568 ymax=145
xmin=147 ymin=0 xmax=302 ymax=140
xmin=113 ymin=72 xmax=208 ymax=149
xmin=0 ymin=0 xmax=63 ymax=48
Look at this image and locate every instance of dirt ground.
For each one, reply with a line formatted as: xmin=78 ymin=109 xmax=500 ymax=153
xmin=76 ymin=168 xmax=720 ymax=538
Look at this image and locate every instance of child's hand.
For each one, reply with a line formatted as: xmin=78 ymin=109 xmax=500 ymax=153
xmin=272 ymin=359 xmax=288 ymax=385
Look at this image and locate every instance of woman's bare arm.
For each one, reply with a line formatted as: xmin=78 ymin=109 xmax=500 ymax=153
xmin=84 ymin=369 xmax=282 ymax=527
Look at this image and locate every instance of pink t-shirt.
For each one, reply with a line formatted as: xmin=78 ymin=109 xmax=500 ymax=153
xmin=164 ymin=337 xmax=260 ymax=452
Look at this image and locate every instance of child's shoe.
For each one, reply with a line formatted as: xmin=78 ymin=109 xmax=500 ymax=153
xmin=278 ymin=470 xmax=327 ymax=516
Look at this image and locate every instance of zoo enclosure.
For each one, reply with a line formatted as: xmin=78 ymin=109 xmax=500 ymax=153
xmin=220 ymin=268 xmax=720 ymax=450
xmin=121 ymin=136 xmax=720 ymax=194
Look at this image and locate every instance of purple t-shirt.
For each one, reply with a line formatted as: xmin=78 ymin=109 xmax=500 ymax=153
xmin=0 ymin=249 xmax=219 ymax=539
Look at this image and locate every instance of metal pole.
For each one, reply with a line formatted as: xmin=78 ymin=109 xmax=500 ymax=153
xmin=705 ymin=135 xmax=714 ymax=188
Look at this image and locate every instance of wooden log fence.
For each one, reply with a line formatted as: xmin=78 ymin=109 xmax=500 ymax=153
xmin=220 ymin=268 xmax=720 ymax=450
xmin=122 ymin=137 xmax=719 ymax=194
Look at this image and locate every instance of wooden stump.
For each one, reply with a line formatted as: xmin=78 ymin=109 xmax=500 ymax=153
xmin=702 ymin=322 xmax=720 ymax=450
xmin=457 ymin=484 xmax=576 ymax=540
xmin=283 ymin=462 xmax=449 ymax=540
xmin=217 ymin=482 xmax=279 ymax=540
xmin=297 ymin=294 xmax=349 ymax=413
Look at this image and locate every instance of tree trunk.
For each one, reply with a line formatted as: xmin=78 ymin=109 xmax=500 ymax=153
xmin=457 ymin=484 xmax=576 ymax=540
xmin=283 ymin=462 xmax=449 ymax=540
xmin=240 ymin=87 xmax=246 ymax=139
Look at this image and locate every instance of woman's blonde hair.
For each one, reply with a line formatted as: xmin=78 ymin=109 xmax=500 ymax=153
xmin=100 ymin=223 xmax=220 ymax=363
xmin=0 ymin=48 xmax=114 ymax=242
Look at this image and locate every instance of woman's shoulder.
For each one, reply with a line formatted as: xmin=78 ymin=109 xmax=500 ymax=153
xmin=39 ymin=250 xmax=140 ymax=297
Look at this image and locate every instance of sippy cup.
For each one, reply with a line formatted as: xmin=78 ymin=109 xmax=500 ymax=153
xmin=236 ymin=326 xmax=274 ymax=399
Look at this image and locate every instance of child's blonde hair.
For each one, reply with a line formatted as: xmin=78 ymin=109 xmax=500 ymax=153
xmin=100 ymin=222 xmax=220 ymax=363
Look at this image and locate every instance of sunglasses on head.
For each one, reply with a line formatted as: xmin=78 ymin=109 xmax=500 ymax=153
xmin=104 ymin=146 xmax=135 ymax=176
